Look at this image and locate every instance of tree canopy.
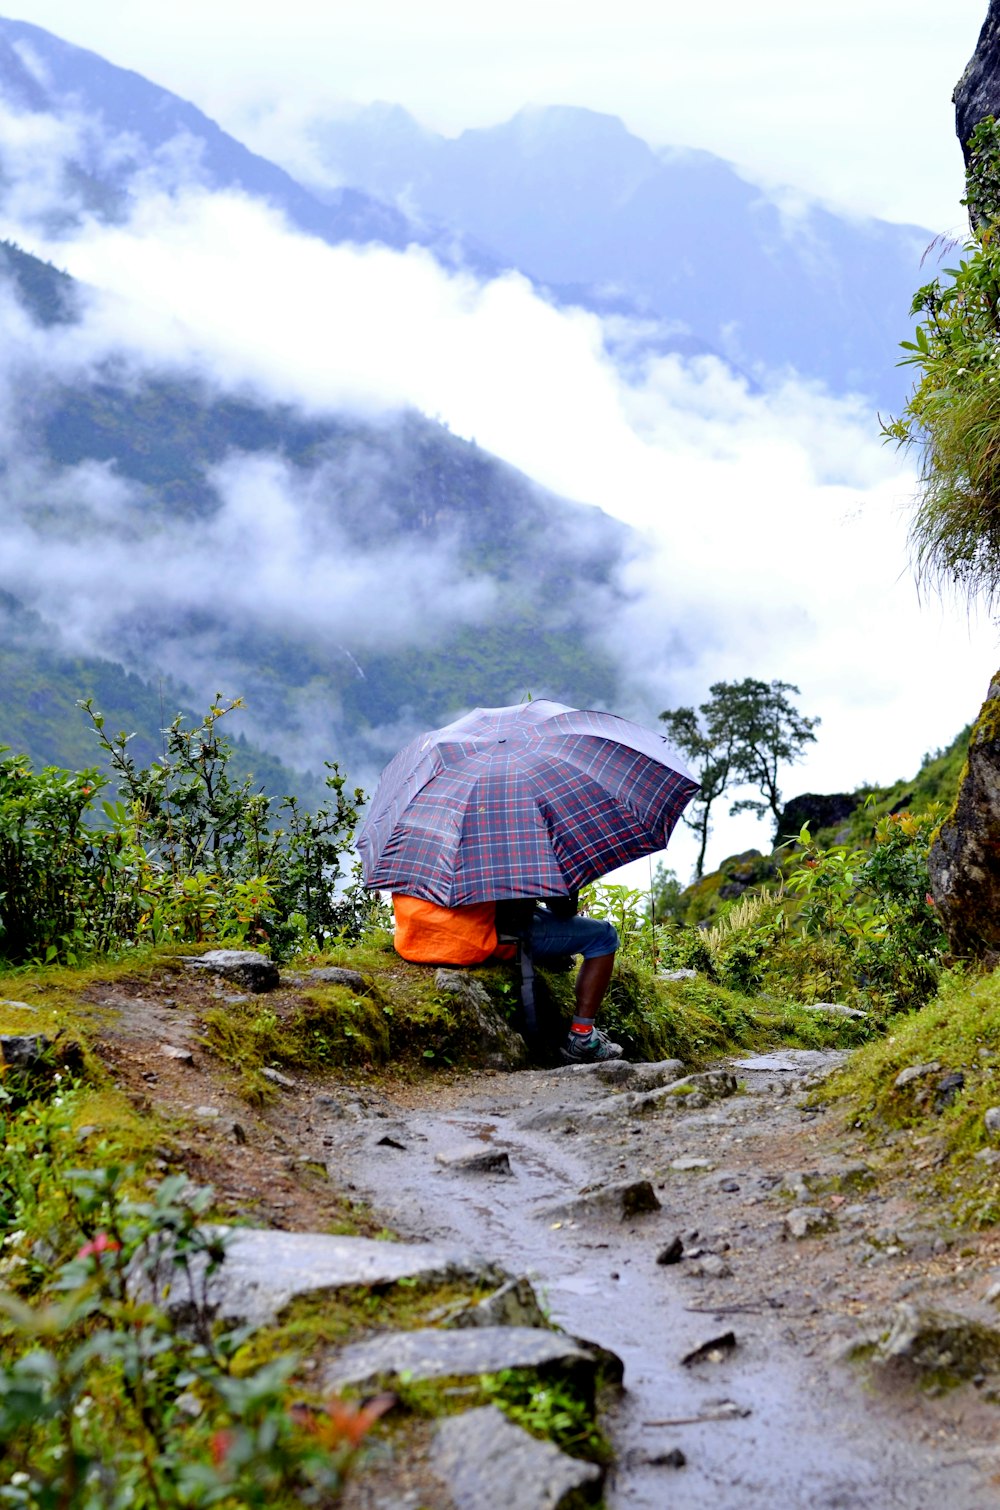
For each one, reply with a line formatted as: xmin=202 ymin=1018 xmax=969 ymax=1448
xmin=660 ymin=678 xmax=820 ymax=877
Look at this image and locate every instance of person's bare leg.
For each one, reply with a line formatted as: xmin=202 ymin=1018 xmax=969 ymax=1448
xmin=574 ymin=952 xmax=616 ymax=1023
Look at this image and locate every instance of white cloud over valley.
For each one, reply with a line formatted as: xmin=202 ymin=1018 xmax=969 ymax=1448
xmin=0 ymin=148 xmax=996 ymax=878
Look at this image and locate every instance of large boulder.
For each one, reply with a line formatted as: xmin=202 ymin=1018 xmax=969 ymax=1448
xmin=955 ymin=3 xmax=1000 ymax=171
xmin=927 ymin=672 xmax=1000 ymax=961
xmin=775 ymin=791 xmax=860 ymax=845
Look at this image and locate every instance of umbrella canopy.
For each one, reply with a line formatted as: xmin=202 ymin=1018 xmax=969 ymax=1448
xmin=357 ymin=700 xmax=699 ymax=907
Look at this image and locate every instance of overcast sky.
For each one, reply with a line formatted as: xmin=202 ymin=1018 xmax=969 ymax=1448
xmin=5 ymin=0 xmax=991 ymax=229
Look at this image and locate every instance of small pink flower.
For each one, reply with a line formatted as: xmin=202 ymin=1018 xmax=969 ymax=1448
xmin=76 ymin=1232 xmax=121 ymax=1259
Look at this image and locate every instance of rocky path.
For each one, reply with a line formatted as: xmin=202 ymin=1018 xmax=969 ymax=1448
xmin=68 ymin=956 xmax=1000 ymax=1507
xmin=330 ymin=1050 xmax=1000 ymax=1508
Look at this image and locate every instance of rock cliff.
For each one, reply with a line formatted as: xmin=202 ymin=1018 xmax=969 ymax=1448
xmin=955 ymin=2 xmax=1000 ymax=170
xmin=927 ymin=671 xmax=1000 ymax=961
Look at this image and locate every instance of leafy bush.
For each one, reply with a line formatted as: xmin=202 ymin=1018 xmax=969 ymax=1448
xmin=0 ymin=1087 xmax=387 ymax=1507
xmin=0 ymin=698 xmax=368 ymax=967
xmin=883 ymin=116 xmax=1000 ymax=607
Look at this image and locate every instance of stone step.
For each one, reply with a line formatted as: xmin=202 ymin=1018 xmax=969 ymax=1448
xmin=432 ymin=1405 xmax=603 ymax=1509
xmin=323 ymin=1323 xmax=623 ymax=1400
xmin=155 ymin=1227 xmax=504 ymax=1329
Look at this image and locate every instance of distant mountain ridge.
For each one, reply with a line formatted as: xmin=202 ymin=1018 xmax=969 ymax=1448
xmin=299 ymin=102 xmax=934 ymax=406
xmin=0 ymin=17 xmax=927 ymax=399
xmin=0 ymin=16 xmax=448 ymax=256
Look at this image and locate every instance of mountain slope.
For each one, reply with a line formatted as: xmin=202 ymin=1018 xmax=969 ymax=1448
xmin=0 ymin=15 xmax=425 ymax=253
xmin=0 ymin=241 xmax=631 ymax=782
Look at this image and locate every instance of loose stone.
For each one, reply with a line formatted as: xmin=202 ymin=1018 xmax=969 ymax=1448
xmin=435 ymin=1147 xmax=513 ymax=1176
xmin=261 ymin=1067 xmax=297 ymax=1089
xmin=894 ymin=1061 xmax=942 ymax=1091
xmin=785 ymin=1207 xmax=835 ymax=1239
xmin=183 ymin=950 xmax=279 ymax=993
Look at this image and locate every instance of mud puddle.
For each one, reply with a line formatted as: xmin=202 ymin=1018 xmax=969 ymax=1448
xmin=330 ymin=1052 xmax=999 ymax=1508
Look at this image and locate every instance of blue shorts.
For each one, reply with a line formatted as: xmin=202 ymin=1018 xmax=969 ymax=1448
xmin=528 ymin=908 xmax=618 ymax=961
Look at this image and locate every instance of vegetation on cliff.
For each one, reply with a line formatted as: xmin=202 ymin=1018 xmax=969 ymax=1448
xmin=883 ymin=116 xmax=1000 ymax=607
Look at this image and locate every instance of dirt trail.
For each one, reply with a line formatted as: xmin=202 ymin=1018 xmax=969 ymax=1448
xmin=87 ymin=969 xmax=1000 ymax=1507
xmin=331 ymin=1053 xmax=1000 ymax=1509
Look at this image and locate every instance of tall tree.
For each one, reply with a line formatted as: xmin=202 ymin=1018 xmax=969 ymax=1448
xmin=658 ymin=702 xmax=737 ymax=880
xmin=660 ymin=678 xmax=819 ymax=877
xmin=721 ymin=678 xmax=820 ymax=828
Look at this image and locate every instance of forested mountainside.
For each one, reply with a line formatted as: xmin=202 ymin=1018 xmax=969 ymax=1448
xmin=0 ymin=240 xmax=629 ymax=782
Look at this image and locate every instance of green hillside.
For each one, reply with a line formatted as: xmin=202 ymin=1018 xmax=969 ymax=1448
xmin=1 ymin=242 xmax=632 ymax=775
xmin=0 ymin=594 xmax=330 ymax=805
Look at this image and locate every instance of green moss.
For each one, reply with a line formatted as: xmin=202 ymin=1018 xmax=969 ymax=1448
xmin=820 ymin=964 xmax=1000 ymax=1222
xmin=232 ymin=1277 xmax=496 ymax=1375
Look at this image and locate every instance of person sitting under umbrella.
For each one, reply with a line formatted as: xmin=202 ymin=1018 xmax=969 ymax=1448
xmin=392 ymin=889 xmax=623 ymax=1063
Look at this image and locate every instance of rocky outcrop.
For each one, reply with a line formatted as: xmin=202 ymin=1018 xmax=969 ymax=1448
xmin=927 ymin=673 xmax=1000 ymax=961
xmin=955 ymin=3 xmax=1000 ymax=168
xmin=775 ymin=791 xmax=860 ymax=844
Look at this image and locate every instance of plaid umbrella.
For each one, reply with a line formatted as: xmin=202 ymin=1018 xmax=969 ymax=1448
xmin=357 ymin=700 xmax=699 ymax=906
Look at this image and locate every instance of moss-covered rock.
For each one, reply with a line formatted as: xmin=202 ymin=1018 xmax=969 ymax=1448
xmin=927 ymin=671 xmax=1000 ymax=960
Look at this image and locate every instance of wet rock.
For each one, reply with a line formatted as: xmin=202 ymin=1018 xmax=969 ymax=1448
xmin=657 ymin=1236 xmax=685 ymax=1265
xmin=0 ymin=999 xmax=36 ymax=1013
xmin=306 ymin=966 xmax=371 ymax=993
xmin=894 ymin=1061 xmax=942 ymax=1091
xmin=261 ymin=1067 xmax=297 ymax=1089
xmin=799 ymin=1002 xmax=869 ymax=1021
xmin=735 ymin=1050 xmax=848 ymax=1076
xmin=324 ymin=1324 xmax=622 ymax=1397
xmin=156 ymin=1228 xmax=502 ymax=1329
xmin=0 ymin=1033 xmax=49 ymax=1068
xmin=645 ymin=1446 xmax=686 ymax=1468
xmin=432 ymin=1405 xmax=603 ymax=1509
xmin=660 ymin=968 xmax=698 ymax=981
xmin=559 ymin=1058 xmax=634 ymax=1085
xmin=433 ymin=969 xmax=528 ymax=1070
xmin=985 ymin=1107 xmax=1000 ymax=1139
xmin=688 ymin=1254 xmax=734 ymax=1279
xmin=159 ymin=1044 xmax=194 ymax=1064
xmin=681 ymin=1330 xmax=737 ymax=1366
xmin=442 ymin=1276 xmax=549 ymax=1330
xmin=670 ymin=1069 xmax=738 ymax=1099
xmin=627 ymin=1059 xmax=687 ymax=1091
xmin=183 ymin=950 xmax=279 ymax=993
xmin=436 ymin=1147 xmax=513 ymax=1176
xmin=871 ymin=1302 xmax=1000 ymax=1381
xmin=540 ymin=1178 xmax=661 ymax=1223
xmin=314 ymin=1093 xmax=359 ymax=1119
xmin=784 ymin=1164 xmax=874 ymax=1200
xmin=784 ymin=1206 xmax=835 ymax=1239
xmin=935 ymin=1071 xmax=966 ymax=1111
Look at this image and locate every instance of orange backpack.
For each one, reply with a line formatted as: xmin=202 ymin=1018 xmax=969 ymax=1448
xmin=392 ymin=894 xmax=517 ymax=965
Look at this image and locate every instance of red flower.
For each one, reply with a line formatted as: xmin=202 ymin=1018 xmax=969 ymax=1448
xmin=299 ymin=1394 xmax=394 ymax=1450
xmin=926 ymin=893 xmax=936 ymax=907
xmin=210 ymin=1430 xmax=235 ymax=1466
xmin=76 ymin=1232 xmax=122 ymax=1259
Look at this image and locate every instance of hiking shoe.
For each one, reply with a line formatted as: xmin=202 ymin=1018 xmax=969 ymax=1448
xmin=559 ymin=1026 xmax=624 ymax=1064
